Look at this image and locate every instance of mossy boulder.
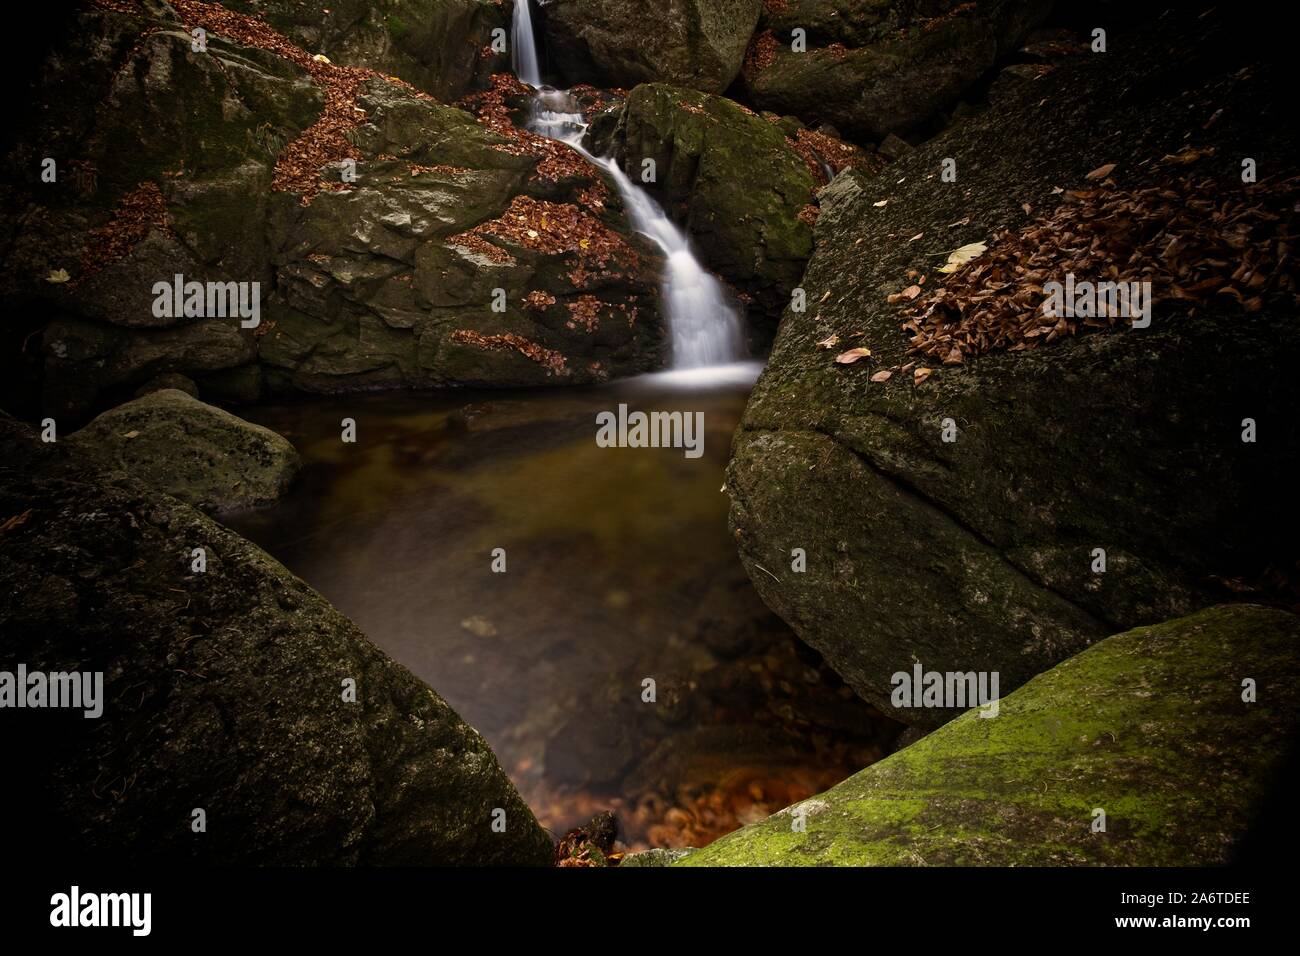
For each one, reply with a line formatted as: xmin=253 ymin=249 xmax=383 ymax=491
xmin=542 ymin=0 xmax=762 ymax=93
xmin=681 ymin=605 xmax=1300 ymax=866
xmin=0 ymin=414 xmax=554 ymax=865
xmin=740 ymin=0 xmax=1051 ymax=141
xmin=67 ymin=389 xmax=300 ymax=513
xmin=218 ymin=0 xmax=509 ymax=102
xmin=3 ymin=3 xmax=667 ymax=416
xmin=608 ymin=83 xmax=816 ymax=337
xmin=726 ymin=11 xmax=1300 ymax=727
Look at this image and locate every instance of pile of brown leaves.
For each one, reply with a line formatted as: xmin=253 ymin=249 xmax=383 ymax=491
xmin=78 ymin=181 xmax=170 ymax=279
xmin=161 ymin=0 xmax=436 ymax=204
xmin=522 ymin=290 xmax=556 ymax=310
xmin=451 ymin=195 xmax=639 ymax=287
xmin=786 ymin=128 xmax=883 ymax=187
xmin=900 ymin=175 xmax=1299 ymax=365
xmin=407 ymin=163 xmax=468 ymax=177
xmin=743 ymin=30 xmax=779 ymax=79
xmin=565 ymin=295 xmax=602 ymax=332
xmin=449 ymin=330 xmax=570 ymax=377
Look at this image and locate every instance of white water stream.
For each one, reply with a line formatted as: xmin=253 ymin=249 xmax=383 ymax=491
xmin=511 ymin=1 xmax=747 ymax=371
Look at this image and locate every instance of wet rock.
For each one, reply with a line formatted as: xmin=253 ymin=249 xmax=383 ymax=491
xmin=0 ymin=414 xmax=554 ymax=865
xmin=680 ymin=606 xmax=1300 ymax=866
xmin=725 ymin=13 xmax=1300 ymax=727
xmin=67 ymin=389 xmax=300 ymax=513
xmin=739 ymin=0 xmax=1052 ymax=141
xmin=542 ymin=0 xmax=762 ymax=93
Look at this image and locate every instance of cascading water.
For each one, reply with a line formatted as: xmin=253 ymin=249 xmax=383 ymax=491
xmin=511 ymin=0 xmax=542 ymax=86
xmin=511 ymin=2 xmax=746 ymax=370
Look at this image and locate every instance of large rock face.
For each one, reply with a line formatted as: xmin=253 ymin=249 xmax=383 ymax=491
xmin=726 ymin=11 xmax=1300 ymax=727
xmin=218 ymin=0 xmax=509 ymax=103
xmin=606 ymin=84 xmax=816 ymax=336
xmin=739 ymin=0 xmax=1052 ymax=141
xmin=0 ymin=416 xmax=554 ymax=865
xmin=67 ymin=389 xmax=300 ymax=513
xmin=541 ymin=0 xmax=762 ymax=93
xmin=2 ymin=1 xmax=667 ymax=420
xmin=681 ymin=605 xmax=1300 ymax=866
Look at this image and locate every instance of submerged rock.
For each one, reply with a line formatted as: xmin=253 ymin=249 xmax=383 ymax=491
xmin=0 ymin=415 xmax=554 ymax=865
xmin=542 ymin=0 xmax=762 ymax=93
xmin=725 ymin=10 xmax=1300 ymax=727
xmin=67 ymin=389 xmax=300 ymax=513
xmin=680 ymin=605 xmax=1300 ymax=866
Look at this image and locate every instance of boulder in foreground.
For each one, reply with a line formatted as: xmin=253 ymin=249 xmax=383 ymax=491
xmin=67 ymin=389 xmax=300 ymax=513
xmin=0 ymin=416 xmax=554 ymax=865
xmin=681 ymin=605 xmax=1300 ymax=866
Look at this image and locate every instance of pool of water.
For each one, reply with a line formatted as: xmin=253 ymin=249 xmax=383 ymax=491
xmin=225 ymin=365 xmax=899 ymax=848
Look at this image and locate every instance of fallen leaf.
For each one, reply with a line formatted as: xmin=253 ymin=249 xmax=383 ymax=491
xmin=937 ymin=241 xmax=988 ymax=274
xmin=908 ymin=232 xmax=923 ymax=242
xmin=1161 ymin=146 xmax=1215 ymax=166
xmin=834 ymin=347 xmax=872 ymax=364
xmin=45 ymin=268 xmax=71 ymax=284
xmin=1085 ymin=162 xmax=1117 ymax=180
xmin=870 ymin=369 xmax=893 ymax=382
xmin=873 ymin=199 xmax=888 ymax=207
xmin=122 ymin=430 xmax=140 ymax=439
xmin=913 ymin=367 xmax=933 ymax=384
xmin=816 ymin=334 xmax=840 ymax=349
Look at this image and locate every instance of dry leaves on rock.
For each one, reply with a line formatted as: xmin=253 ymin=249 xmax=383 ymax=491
xmin=897 ymin=174 xmax=1299 ymax=364
xmin=450 ymin=330 xmax=570 ymax=377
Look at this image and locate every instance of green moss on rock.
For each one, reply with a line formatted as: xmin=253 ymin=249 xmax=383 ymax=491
xmin=681 ymin=605 xmax=1300 ymax=866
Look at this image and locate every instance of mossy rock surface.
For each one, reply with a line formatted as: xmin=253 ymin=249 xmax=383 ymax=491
xmin=726 ymin=11 xmax=1300 ymax=727
xmin=542 ymin=0 xmax=762 ymax=93
xmin=67 ymin=389 xmax=299 ymax=513
xmin=0 ymin=415 xmax=554 ymax=865
xmin=681 ymin=605 xmax=1300 ymax=866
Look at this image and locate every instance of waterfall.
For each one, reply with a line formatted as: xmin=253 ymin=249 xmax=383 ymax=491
xmin=511 ymin=6 xmax=745 ymax=370
xmin=511 ymin=0 xmax=542 ymax=86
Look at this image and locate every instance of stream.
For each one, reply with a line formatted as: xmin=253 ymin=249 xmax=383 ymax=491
xmin=227 ymin=4 xmax=897 ymax=851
